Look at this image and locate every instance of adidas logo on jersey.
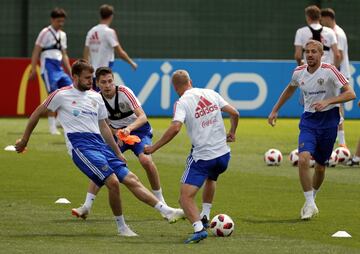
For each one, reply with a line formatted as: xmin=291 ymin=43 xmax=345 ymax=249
xmin=195 ymin=96 xmax=219 ymax=118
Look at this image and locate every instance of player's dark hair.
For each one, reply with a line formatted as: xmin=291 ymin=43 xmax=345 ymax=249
xmin=95 ymin=67 xmax=113 ymax=81
xmin=321 ymin=8 xmax=336 ymax=20
xmin=50 ymin=8 xmax=67 ymax=19
xmin=100 ymin=4 xmax=114 ymax=19
xmin=72 ymin=59 xmax=94 ymax=76
xmin=305 ymin=5 xmax=321 ymax=21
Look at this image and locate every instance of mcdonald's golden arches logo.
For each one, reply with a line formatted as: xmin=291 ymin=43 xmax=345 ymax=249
xmin=17 ymin=65 xmax=48 ymax=115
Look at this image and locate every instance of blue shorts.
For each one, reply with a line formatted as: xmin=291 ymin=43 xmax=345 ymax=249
xmin=120 ymin=134 xmax=152 ymax=156
xmin=298 ymin=126 xmax=338 ymax=166
xmin=72 ymin=146 xmax=129 ymax=187
xmin=181 ymin=152 xmax=230 ymax=188
xmin=42 ymin=58 xmax=72 ymax=93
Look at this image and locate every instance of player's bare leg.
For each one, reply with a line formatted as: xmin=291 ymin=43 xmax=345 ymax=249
xmin=312 ymin=163 xmax=325 ymax=200
xmin=138 ymin=153 xmax=167 ymax=204
xmin=200 ymin=179 xmax=216 ymax=228
xmin=48 ymin=110 xmax=60 ymax=135
xmin=180 ymin=183 xmax=208 ymax=243
xmin=105 ymin=174 xmax=137 ymax=236
xmin=298 ymin=152 xmax=318 ymax=220
xmin=122 ymin=172 xmax=184 ymax=223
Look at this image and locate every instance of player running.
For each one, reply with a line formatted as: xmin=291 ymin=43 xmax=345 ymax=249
xmin=72 ymin=67 xmax=172 ymax=219
xmin=29 ymin=8 xmax=72 ymax=135
xmin=15 ymin=60 xmax=184 ymax=237
xmin=268 ymin=40 xmax=356 ymax=220
xmin=144 ymin=70 xmax=239 ymax=243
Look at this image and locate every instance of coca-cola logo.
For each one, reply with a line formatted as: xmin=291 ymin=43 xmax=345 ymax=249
xmin=201 ymin=117 xmax=218 ymax=128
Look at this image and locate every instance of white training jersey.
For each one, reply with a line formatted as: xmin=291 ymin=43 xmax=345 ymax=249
xmin=290 ymin=63 xmax=348 ymax=113
xmin=173 ymin=88 xmax=230 ymax=162
xmin=103 ymin=85 xmax=141 ymax=129
xmin=35 ymin=26 xmax=67 ymax=73
xmin=85 ymin=24 xmax=119 ymax=71
xmin=334 ymin=25 xmax=350 ymax=79
xmin=294 ymin=23 xmax=337 ymax=64
xmin=43 ymin=85 xmax=108 ymax=154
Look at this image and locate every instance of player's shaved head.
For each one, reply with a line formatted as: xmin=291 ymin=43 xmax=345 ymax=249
xmin=172 ymin=70 xmax=192 ymax=96
xmin=172 ymin=70 xmax=191 ymax=87
xmin=305 ymin=40 xmax=323 ymax=54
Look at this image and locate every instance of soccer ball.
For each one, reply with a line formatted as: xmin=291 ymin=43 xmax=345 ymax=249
xmin=264 ymin=149 xmax=282 ymax=166
xmin=210 ymin=214 xmax=234 ymax=237
xmin=327 ymin=151 xmax=338 ymax=167
xmin=289 ymin=149 xmax=315 ymax=167
xmin=309 ymin=156 xmax=316 ymax=168
xmin=334 ymin=147 xmax=351 ymax=164
xmin=289 ymin=149 xmax=299 ymax=166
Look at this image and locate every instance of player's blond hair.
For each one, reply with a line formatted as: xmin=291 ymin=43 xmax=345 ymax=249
xmin=305 ymin=40 xmax=324 ymax=54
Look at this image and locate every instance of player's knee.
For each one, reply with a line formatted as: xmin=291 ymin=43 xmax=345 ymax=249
xmin=125 ymin=172 xmax=141 ymax=187
xmin=105 ymin=175 xmax=120 ymax=192
xmin=139 ymin=154 xmax=154 ymax=169
xmin=298 ymin=153 xmax=311 ymax=167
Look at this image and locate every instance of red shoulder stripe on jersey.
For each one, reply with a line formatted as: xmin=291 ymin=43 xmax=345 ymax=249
xmin=321 ymin=63 xmax=348 ymax=85
xmin=118 ymin=87 xmax=139 ymax=109
xmin=294 ymin=64 xmax=307 ymax=71
xmin=43 ymin=86 xmax=72 ymax=108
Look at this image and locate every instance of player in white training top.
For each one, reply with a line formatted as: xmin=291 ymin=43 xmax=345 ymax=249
xmin=29 ymin=8 xmax=72 ymax=135
xmin=268 ymin=40 xmax=355 ymax=220
xmin=15 ymin=60 xmax=184 ymax=236
xmin=144 ymin=70 xmax=239 ymax=244
xmin=294 ymin=5 xmax=340 ymax=67
xmin=72 ymin=67 xmax=176 ymax=218
xmin=84 ymin=4 xmax=137 ymax=90
xmin=321 ymin=8 xmax=351 ymax=148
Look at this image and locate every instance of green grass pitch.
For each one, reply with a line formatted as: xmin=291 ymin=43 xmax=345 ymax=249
xmin=0 ymin=117 xmax=360 ymax=253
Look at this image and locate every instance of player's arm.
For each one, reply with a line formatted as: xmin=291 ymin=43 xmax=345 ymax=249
xmin=311 ymin=84 xmax=356 ymax=111
xmin=99 ymin=119 xmax=127 ymax=162
xmin=83 ymin=46 xmax=90 ymax=62
xmin=331 ymin=44 xmax=341 ymax=68
xmin=121 ymin=107 xmax=147 ymax=136
xmin=61 ymin=49 xmax=72 ymax=76
xmin=29 ymin=45 xmax=43 ymax=80
xmin=114 ymin=45 xmax=137 ymax=70
xmin=268 ymin=84 xmax=297 ymax=126
xmin=294 ymin=46 xmax=304 ymax=66
xmin=221 ymin=105 xmax=239 ymax=142
xmin=15 ymin=103 xmax=48 ymax=153
xmin=144 ymin=121 xmax=182 ymax=155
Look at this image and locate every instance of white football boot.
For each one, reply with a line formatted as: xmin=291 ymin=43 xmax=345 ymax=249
xmin=118 ymin=225 xmax=138 ymax=237
xmin=71 ymin=205 xmax=89 ymax=219
xmin=300 ymin=202 xmax=319 ymax=220
xmin=166 ymin=208 xmax=186 ymax=224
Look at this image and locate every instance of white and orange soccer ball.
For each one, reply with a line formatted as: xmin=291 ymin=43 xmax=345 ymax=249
xmin=334 ymin=147 xmax=351 ymax=164
xmin=264 ymin=149 xmax=282 ymax=166
xmin=327 ymin=151 xmax=338 ymax=167
xmin=210 ymin=214 xmax=234 ymax=237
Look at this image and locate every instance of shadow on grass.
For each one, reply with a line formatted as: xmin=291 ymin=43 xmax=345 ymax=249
xmin=51 ymin=218 xmax=162 ymax=223
xmin=241 ymin=217 xmax=303 ymax=224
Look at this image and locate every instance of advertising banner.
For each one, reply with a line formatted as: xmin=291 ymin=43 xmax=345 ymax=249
xmin=0 ymin=58 xmax=359 ymax=118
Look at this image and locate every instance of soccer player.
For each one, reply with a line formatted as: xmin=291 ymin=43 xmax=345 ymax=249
xmin=294 ymin=5 xmax=340 ymax=67
xmin=29 ymin=8 xmax=72 ymax=135
xmin=72 ymin=67 xmax=171 ymax=218
xmin=144 ymin=70 xmax=239 ymax=243
xmin=321 ymin=8 xmax=350 ymax=148
xmin=15 ymin=60 xmax=184 ymax=236
xmin=83 ymin=4 xmax=137 ymax=90
xmin=268 ymin=40 xmax=356 ymax=220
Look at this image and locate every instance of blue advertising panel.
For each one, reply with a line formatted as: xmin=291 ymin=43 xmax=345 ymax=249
xmin=112 ymin=59 xmax=360 ymax=118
